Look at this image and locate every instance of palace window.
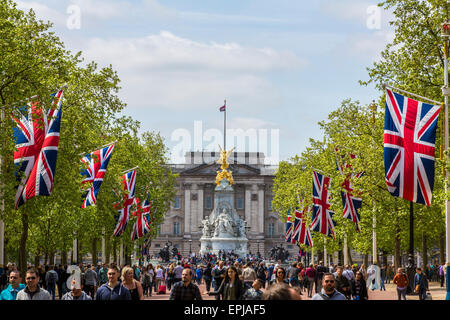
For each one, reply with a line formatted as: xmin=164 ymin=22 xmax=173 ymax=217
xmin=205 ymin=196 xmax=212 ymax=209
xmin=173 ymin=196 xmax=180 ymax=209
xmin=173 ymin=222 xmax=180 ymax=236
xmin=268 ymin=222 xmax=275 ymax=237
xmin=237 ymin=197 xmax=244 ymax=210
xmin=268 ymin=198 xmax=273 ymax=211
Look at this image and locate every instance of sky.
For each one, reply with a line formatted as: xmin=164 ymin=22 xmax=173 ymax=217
xmin=15 ymin=0 xmax=395 ymax=164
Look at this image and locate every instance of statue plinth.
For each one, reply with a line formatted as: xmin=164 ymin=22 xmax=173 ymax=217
xmin=200 ymin=177 xmax=248 ymax=257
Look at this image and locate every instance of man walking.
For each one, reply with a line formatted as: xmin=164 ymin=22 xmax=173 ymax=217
xmin=95 ymin=265 xmax=131 ymax=300
xmin=83 ymin=264 xmax=97 ymax=298
xmin=316 ymin=261 xmax=328 ymax=293
xmin=312 ymin=273 xmax=347 ymax=300
xmin=0 ymin=270 xmax=25 ymax=300
xmin=45 ymin=265 xmax=59 ymax=300
xmin=414 ymin=268 xmax=429 ymax=301
xmin=16 ymin=268 xmax=51 ymax=300
xmin=173 ymin=262 xmax=184 ymax=284
xmin=392 ymin=267 xmax=409 ymax=300
xmin=97 ymin=263 xmax=108 ymax=286
xmin=169 ymin=268 xmax=203 ymax=300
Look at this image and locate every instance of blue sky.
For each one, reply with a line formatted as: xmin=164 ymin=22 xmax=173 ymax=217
xmin=16 ymin=0 xmax=394 ymax=164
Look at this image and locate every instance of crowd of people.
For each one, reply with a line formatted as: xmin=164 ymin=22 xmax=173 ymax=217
xmin=0 ymin=256 xmax=447 ymax=301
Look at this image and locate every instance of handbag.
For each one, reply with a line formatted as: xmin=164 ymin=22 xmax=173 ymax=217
xmin=415 ymin=284 xmax=420 ymax=294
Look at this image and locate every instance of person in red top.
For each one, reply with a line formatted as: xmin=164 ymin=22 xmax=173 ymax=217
xmin=392 ymin=268 xmax=409 ymax=300
xmin=305 ymin=264 xmax=316 ymax=298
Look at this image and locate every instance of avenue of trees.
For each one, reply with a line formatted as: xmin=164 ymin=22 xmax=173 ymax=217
xmin=0 ymin=1 xmax=178 ymax=276
xmin=273 ymin=0 xmax=448 ymax=269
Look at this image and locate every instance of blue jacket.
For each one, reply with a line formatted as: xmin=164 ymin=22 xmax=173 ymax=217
xmin=0 ymin=284 xmax=26 ymax=300
xmin=95 ymin=283 xmax=131 ymax=300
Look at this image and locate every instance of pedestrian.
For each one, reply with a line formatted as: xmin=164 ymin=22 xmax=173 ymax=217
xmin=195 ymin=265 xmax=203 ymax=286
xmin=140 ymin=265 xmax=151 ymax=298
xmin=83 ymin=264 xmax=97 ymax=298
xmin=243 ymin=279 xmax=264 ymax=300
xmin=173 ymin=262 xmax=184 ymax=285
xmin=262 ymin=282 xmax=302 ymax=300
xmin=0 ymin=265 xmax=7 ymax=292
xmin=316 ymin=261 xmax=328 ymax=293
xmin=16 ymin=268 xmax=51 ymax=300
xmin=61 ymin=278 xmax=92 ymax=300
xmin=392 ymin=267 xmax=409 ymax=300
xmin=379 ymin=265 xmax=386 ymax=291
xmin=305 ymin=264 xmax=316 ymax=298
xmin=154 ymin=265 xmax=165 ymax=293
xmin=386 ymin=264 xmax=393 ymax=284
xmin=45 ymin=265 xmax=59 ymax=300
xmin=166 ymin=263 xmax=175 ymax=291
xmin=242 ymin=262 xmax=257 ymax=289
xmin=351 ymin=271 xmax=368 ymax=300
xmin=334 ymin=266 xmax=351 ymax=299
xmin=287 ymin=262 xmax=300 ymax=288
xmin=342 ymin=264 xmax=355 ymax=282
xmin=121 ymin=266 xmax=144 ymax=301
xmin=97 ymin=263 xmax=108 ymax=287
xmin=147 ymin=264 xmax=155 ymax=296
xmin=439 ymin=262 xmax=445 ymax=288
xmin=212 ymin=261 xmax=226 ymax=300
xmin=269 ymin=266 xmax=289 ymax=286
xmin=169 ymin=268 xmax=203 ymax=300
xmin=0 ymin=270 xmax=25 ymax=300
xmin=208 ymin=266 xmax=245 ymax=300
xmin=95 ymin=265 xmax=131 ymax=300
xmin=311 ymin=273 xmax=347 ymax=300
xmin=256 ymin=262 xmax=267 ymax=289
xmin=202 ymin=263 xmax=213 ymax=293
xmin=359 ymin=264 xmax=368 ymax=281
xmin=56 ymin=265 xmax=65 ymax=299
xmin=413 ymin=268 xmax=429 ymax=301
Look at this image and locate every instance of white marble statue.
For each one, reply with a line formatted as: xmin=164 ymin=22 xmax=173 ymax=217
xmin=214 ymin=208 xmax=234 ymax=236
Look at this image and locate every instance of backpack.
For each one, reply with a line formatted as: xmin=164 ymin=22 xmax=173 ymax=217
xmin=47 ymin=271 xmax=57 ymax=285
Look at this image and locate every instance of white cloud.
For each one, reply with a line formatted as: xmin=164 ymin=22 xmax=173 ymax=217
xmin=82 ymin=31 xmax=304 ymax=111
xmin=16 ymin=1 xmax=67 ymax=26
xmin=71 ymin=0 xmax=133 ymax=20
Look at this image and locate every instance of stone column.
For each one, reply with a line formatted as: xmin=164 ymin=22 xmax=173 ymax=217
xmin=245 ymin=185 xmax=251 ymax=226
xmin=184 ymin=184 xmax=191 ymax=236
xmin=250 ymin=184 xmax=258 ymax=233
xmin=197 ymin=184 xmax=204 ymax=234
xmin=258 ymin=184 xmax=265 ymax=235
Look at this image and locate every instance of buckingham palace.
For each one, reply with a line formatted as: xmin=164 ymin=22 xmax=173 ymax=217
xmin=148 ymin=151 xmax=299 ymax=258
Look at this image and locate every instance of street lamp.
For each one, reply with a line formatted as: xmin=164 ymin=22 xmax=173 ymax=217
xmin=189 ymin=240 xmax=192 ymax=255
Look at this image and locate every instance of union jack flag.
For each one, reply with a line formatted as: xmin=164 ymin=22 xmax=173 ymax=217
xmin=384 ymin=89 xmax=440 ymax=206
xmin=285 ymin=211 xmax=293 ymax=243
xmin=335 ymin=148 xmax=364 ymax=232
xmin=80 ymin=144 xmax=115 ymax=208
xmin=310 ymin=171 xmax=336 ymax=239
xmin=113 ymin=169 xmax=137 ymax=237
xmin=295 ymin=206 xmax=314 ymax=248
xmin=291 ymin=209 xmax=304 ymax=244
xmin=131 ymin=197 xmax=151 ymax=240
xmin=12 ymin=90 xmax=64 ymax=209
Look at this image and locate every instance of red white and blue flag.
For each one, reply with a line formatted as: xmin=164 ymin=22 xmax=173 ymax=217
xmin=285 ymin=211 xmax=293 ymax=243
xmin=291 ymin=209 xmax=304 ymax=244
xmin=310 ymin=171 xmax=336 ymax=239
xmin=292 ymin=206 xmax=313 ymax=248
xmin=113 ymin=169 xmax=137 ymax=237
xmin=384 ymin=88 xmax=440 ymax=206
xmin=131 ymin=197 xmax=151 ymax=241
xmin=335 ymin=149 xmax=364 ymax=232
xmin=80 ymin=144 xmax=115 ymax=208
xmin=12 ymin=90 xmax=64 ymax=209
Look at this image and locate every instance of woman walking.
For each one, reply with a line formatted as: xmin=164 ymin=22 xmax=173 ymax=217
xmin=121 ymin=266 xmax=144 ymax=301
xmin=155 ymin=265 xmax=165 ymax=294
xmin=351 ymin=271 xmax=368 ymax=300
xmin=207 ymin=266 xmax=245 ymax=300
xmin=203 ymin=263 xmax=213 ymax=293
xmin=140 ymin=266 xmax=151 ymax=298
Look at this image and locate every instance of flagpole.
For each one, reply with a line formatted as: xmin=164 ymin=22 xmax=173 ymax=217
xmin=382 ymin=83 xmax=442 ymax=105
xmin=441 ymin=18 xmax=450 ymax=300
xmin=121 ymin=166 xmax=139 ymax=174
xmin=224 ymin=99 xmax=227 ymax=151
xmin=79 ymin=141 xmax=117 ymax=157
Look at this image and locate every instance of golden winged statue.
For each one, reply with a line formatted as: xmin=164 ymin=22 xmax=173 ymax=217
xmin=216 ymin=145 xmax=235 ymax=186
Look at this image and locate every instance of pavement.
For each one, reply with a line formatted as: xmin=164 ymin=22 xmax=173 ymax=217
xmin=144 ymin=280 xmax=449 ymax=300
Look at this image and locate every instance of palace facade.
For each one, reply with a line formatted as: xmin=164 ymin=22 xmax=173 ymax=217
xmin=148 ymin=152 xmax=300 ymax=258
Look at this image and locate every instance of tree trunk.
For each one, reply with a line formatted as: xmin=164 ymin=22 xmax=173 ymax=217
xmin=382 ymin=250 xmax=387 ymax=267
xmin=92 ymin=238 xmax=98 ymax=266
xmin=61 ymin=250 xmax=67 ymax=266
xmin=34 ymin=255 xmax=40 ymax=267
xmin=77 ymin=239 xmax=82 ymax=264
xmin=113 ymin=241 xmax=117 ymax=264
xmin=439 ymin=232 xmax=445 ymax=264
xmin=421 ymin=232 xmax=427 ymax=270
xmin=18 ymin=211 xmax=29 ymax=278
xmin=49 ymin=251 xmax=55 ymax=266
xmin=317 ymin=250 xmax=323 ymax=263
xmin=105 ymin=236 xmax=111 ymax=264
xmin=364 ymin=254 xmax=368 ymax=267
xmin=347 ymin=246 xmax=353 ymax=266
xmin=394 ymin=227 xmax=401 ymax=270
xmin=338 ymin=249 xmax=344 ymax=266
